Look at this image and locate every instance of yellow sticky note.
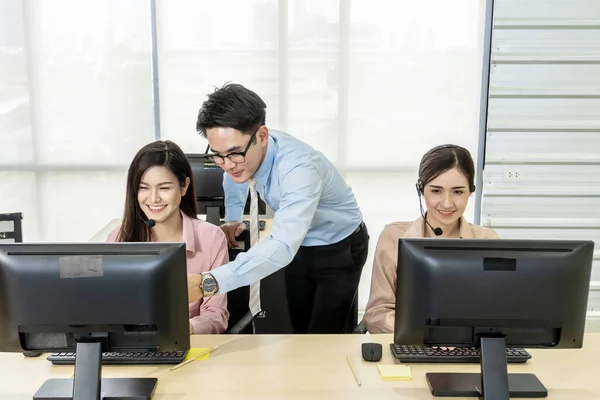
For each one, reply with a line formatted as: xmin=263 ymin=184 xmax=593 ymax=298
xmin=184 ymin=347 xmax=212 ymax=361
xmin=377 ymin=364 xmax=412 ymax=380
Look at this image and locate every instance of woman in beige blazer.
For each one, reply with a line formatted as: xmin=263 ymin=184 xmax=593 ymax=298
xmin=363 ymin=144 xmax=499 ymax=334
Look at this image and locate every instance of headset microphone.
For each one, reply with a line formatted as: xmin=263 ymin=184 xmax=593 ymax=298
xmin=136 ymin=205 xmax=156 ymax=228
xmin=416 ymin=182 xmax=443 ymax=237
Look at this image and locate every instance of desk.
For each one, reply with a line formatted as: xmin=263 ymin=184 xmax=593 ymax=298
xmin=1 ymin=334 xmax=599 ymax=399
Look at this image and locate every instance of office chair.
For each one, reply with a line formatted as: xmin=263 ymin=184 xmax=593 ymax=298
xmin=0 ymin=212 xmax=23 ymax=242
xmin=224 ymin=284 xmax=255 ymax=334
xmin=353 ymin=319 xmax=368 ymax=334
xmin=224 ymin=244 xmax=256 ymax=334
xmin=226 ymin=309 xmax=255 ymax=334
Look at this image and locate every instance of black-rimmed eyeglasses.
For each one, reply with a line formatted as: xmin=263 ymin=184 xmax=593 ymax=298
xmin=204 ymin=130 xmax=258 ymax=165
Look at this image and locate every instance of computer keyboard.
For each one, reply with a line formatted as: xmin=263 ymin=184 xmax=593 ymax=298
xmin=390 ymin=344 xmax=531 ymax=363
xmin=47 ymin=350 xmax=188 ymax=365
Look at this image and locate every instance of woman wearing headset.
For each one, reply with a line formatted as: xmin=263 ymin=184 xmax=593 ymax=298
xmin=107 ymin=140 xmax=229 ymax=335
xmin=363 ymin=144 xmax=499 ymax=334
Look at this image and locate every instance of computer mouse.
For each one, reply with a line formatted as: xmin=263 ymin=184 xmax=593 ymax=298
xmin=361 ymin=342 xmax=382 ymax=362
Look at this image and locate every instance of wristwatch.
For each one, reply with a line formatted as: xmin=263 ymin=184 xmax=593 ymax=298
xmin=200 ymin=272 xmax=218 ymax=297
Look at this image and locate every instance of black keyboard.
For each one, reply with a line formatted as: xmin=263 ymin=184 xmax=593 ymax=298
xmin=47 ymin=350 xmax=188 ymax=365
xmin=390 ymin=344 xmax=531 ymax=363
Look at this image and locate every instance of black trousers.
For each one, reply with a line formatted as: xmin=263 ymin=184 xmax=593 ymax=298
xmin=283 ymin=222 xmax=369 ymax=334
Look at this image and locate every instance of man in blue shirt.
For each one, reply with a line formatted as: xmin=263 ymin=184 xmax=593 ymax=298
xmin=190 ymin=83 xmax=369 ymax=334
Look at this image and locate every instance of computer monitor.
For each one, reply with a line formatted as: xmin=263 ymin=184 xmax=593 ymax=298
xmin=0 ymin=242 xmax=190 ymax=400
xmin=394 ymin=238 xmax=594 ymax=399
xmin=187 ymin=154 xmax=267 ymax=226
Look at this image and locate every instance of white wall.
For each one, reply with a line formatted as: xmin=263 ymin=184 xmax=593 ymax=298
xmin=481 ymin=0 xmax=600 ymax=327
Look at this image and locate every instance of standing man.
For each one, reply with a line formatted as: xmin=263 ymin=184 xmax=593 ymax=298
xmin=189 ymin=83 xmax=369 ymax=334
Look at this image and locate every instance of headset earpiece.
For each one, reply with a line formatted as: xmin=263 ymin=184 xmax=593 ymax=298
xmin=415 ymin=181 xmax=423 ymax=196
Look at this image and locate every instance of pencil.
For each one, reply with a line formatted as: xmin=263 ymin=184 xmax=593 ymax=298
xmin=169 ymin=345 xmax=218 ymax=371
xmin=346 ymin=354 xmax=362 ymax=387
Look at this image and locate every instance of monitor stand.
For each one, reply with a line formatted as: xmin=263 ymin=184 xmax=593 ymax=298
xmin=426 ymin=336 xmax=548 ymax=399
xmin=33 ymin=341 xmax=157 ymax=400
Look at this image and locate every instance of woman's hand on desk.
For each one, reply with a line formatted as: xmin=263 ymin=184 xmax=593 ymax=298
xmin=220 ymin=222 xmax=245 ymax=248
xmin=188 ymin=274 xmax=203 ymax=302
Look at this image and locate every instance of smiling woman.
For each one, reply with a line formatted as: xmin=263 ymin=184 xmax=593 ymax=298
xmin=106 ymin=140 xmax=230 ymax=335
xmin=362 ymin=144 xmax=500 ymax=334
xmin=417 ymin=144 xmax=477 ymax=238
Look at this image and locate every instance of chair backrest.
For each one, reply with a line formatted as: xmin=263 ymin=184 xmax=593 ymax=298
xmin=352 ymin=319 xmax=368 ymax=334
xmin=224 ymin=247 xmax=255 ymax=334
xmin=0 ymin=212 xmax=23 ymax=243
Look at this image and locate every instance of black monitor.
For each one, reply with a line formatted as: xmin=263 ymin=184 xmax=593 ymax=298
xmin=0 ymin=242 xmax=190 ymax=400
xmin=187 ymin=154 xmax=267 ymax=226
xmin=394 ymin=238 xmax=594 ymax=399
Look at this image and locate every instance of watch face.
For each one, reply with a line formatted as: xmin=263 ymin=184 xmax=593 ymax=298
xmin=202 ymin=275 xmax=217 ymax=293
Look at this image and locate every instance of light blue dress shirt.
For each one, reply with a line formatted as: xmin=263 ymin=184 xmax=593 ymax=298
xmin=211 ymin=130 xmax=363 ymax=293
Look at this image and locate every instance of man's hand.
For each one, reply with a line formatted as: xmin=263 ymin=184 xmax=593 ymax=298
xmin=220 ymin=221 xmax=245 ymax=248
xmin=187 ymin=274 xmax=203 ymax=303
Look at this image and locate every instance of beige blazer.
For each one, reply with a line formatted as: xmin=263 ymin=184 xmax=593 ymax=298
xmin=363 ymin=216 xmax=499 ymax=334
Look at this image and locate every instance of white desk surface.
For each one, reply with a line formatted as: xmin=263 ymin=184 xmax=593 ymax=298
xmin=1 ymin=333 xmax=599 ymax=400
